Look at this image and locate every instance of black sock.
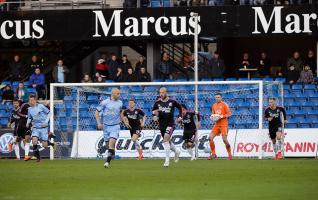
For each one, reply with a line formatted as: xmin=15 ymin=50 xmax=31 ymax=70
xmin=33 ymin=144 xmax=40 ymax=159
xmin=106 ymin=149 xmax=115 ymax=163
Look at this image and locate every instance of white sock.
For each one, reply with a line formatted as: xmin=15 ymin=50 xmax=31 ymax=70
xmin=164 ymin=142 xmax=170 ymax=162
xmin=25 ymin=143 xmax=30 ymax=157
xmin=187 ymin=148 xmax=194 ymax=157
xmin=273 ymin=143 xmax=277 ymax=154
xmin=14 ymin=144 xmax=20 ymax=159
xmin=134 ymin=141 xmax=140 ymax=149
xmin=277 ymin=140 xmax=281 ymax=152
xmin=170 ymin=142 xmax=176 ymax=152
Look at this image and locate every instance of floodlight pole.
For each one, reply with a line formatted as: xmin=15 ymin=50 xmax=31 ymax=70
xmin=192 ymin=12 xmax=199 ymax=113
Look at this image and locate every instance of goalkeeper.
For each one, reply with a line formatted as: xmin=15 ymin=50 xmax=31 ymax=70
xmin=209 ymin=93 xmax=232 ymax=160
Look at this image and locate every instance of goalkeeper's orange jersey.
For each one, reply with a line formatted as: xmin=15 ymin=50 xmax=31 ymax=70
xmin=211 ymin=101 xmax=231 ymax=127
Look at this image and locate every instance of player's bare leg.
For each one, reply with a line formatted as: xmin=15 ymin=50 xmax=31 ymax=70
xmin=276 ymin=132 xmax=283 ymax=160
xmin=131 ymin=134 xmax=142 ymax=160
xmin=24 ymin=135 xmax=31 ymax=161
xmin=222 ymin=135 xmax=232 ymax=160
xmin=208 ymin=133 xmax=217 ymax=160
xmin=104 ymin=138 xmax=116 ymax=168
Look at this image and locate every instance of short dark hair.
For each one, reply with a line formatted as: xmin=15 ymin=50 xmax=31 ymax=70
xmin=129 ymin=98 xmax=135 ymax=102
xmin=181 ymin=104 xmax=187 ymax=109
xmin=29 ymin=94 xmax=36 ymax=99
xmin=122 ymin=54 xmax=127 ymax=58
xmin=214 ymin=51 xmax=219 ymax=55
xmin=269 ymin=97 xmax=276 ymax=101
xmin=215 ymin=93 xmax=222 ymax=97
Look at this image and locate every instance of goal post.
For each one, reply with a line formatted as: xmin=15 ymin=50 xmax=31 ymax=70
xmin=49 ymin=80 xmax=283 ymax=159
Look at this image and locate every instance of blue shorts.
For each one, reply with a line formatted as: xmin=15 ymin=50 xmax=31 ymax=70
xmin=103 ymin=124 xmax=120 ymax=141
xmin=32 ymin=127 xmax=48 ymax=141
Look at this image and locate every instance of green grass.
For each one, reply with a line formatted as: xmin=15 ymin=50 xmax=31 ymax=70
xmin=0 ymin=159 xmax=317 ymax=200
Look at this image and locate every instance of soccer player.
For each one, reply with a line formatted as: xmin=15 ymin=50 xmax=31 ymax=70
xmin=122 ymin=98 xmax=146 ymax=160
xmin=209 ymin=93 xmax=232 ymax=160
xmin=177 ymin=104 xmax=200 ymax=161
xmin=26 ymin=95 xmax=50 ymax=162
xmin=264 ymin=97 xmax=287 ymax=160
xmin=7 ymin=98 xmax=31 ymax=160
xmin=95 ymin=88 xmax=123 ymax=168
xmin=152 ymin=87 xmax=182 ymax=167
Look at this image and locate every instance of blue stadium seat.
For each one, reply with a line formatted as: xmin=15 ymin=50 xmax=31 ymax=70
xmin=213 ymin=78 xmax=224 ymax=81
xmin=286 ymin=123 xmax=297 ymax=128
xmin=238 ymin=78 xmax=249 ymax=81
xmin=64 ymin=96 xmax=73 ymax=101
xmin=304 ymin=84 xmax=316 ymax=90
xmin=263 ymin=77 xmax=273 ymax=81
xmin=307 ymin=110 xmax=318 ymax=116
xmin=27 ymin=88 xmax=36 ymax=94
xmin=294 ymin=109 xmax=307 ymax=116
xmin=87 ymin=95 xmax=99 ymax=103
xmin=1 ymin=81 xmax=11 ymax=86
xmin=291 ymin=84 xmax=303 ymax=91
xmin=150 ymin=0 xmax=161 ymax=7
xmin=275 ymin=77 xmax=286 ymax=82
xmin=226 ymin=78 xmax=237 ymax=81
xmin=251 ymin=77 xmax=262 ymax=81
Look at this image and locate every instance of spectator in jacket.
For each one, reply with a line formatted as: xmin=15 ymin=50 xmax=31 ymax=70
xmin=15 ymin=82 xmax=29 ymax=102
xmin=298 ymin=64 xmax=314 ymax=83
xmin=156 ymin=52 xmax=174 ymax=80
xmin=258 ymin=52 xmax=271 ymax=77
xmin=305 ymin=50 xmax=316 ymax=75
xmin=107 ymin=54 xmax=120 ymax=80
xmin=286 ymin=65 xmax=300 ymax=84
xmin=29 ymin=55 xmax=42 ymax=72
xmin=208 ymin=51 xmax=225 ymax=78
xmin=114 ymin=67 xmax=124 ymax=82
xmin=30 ymin=68 xmax=46 ymax=99
xmin=287 ymin=51 xmax=303 ymax=72
xmin=121 ymin=55 xmax=132 ymax=74
xmin=52 ymin=59 xmax=69 ymax=83
xmin=124 ymin=67 xmax=138 ymax=82
xmin=138 ymin=67 xmax=151 ymax=82
xmin=135 ymin=56 xmax=146 ymax=73
xmin=9 ymin=55 xmax=24 ymax=81
xmin=2 ymin=85 xmax=14 ymax=104
xmin=95 ymin=59 xmax=109 ymax=79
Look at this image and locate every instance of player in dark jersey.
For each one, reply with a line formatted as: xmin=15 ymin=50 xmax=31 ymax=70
xmin=122 ymin=98 xmax=146 ymax=160
xmin=177 ymin=104 xmax=200 ymax=161
xmin=7 ymin=98 xmax=31 ymax=160
xmin=152 ymin=87 xmax=182 ymax=167
xmin=264 ymin=97 xmax=287 ymax=160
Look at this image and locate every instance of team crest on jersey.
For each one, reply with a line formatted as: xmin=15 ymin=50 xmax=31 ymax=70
xmin=169 ymin=102 xmax=172 ymax=106
xmin=135 ymin=111 xmax=138 ymax=114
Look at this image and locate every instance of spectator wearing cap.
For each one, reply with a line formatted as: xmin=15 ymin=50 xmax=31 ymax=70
xmin=29 ymin=68 xmax=46 ymax=99
xmin=52 ymin=59 xmax=69 ymax=83
xmin=15 ymin=82 xmax=29 ymax=102
xmin=2 ymin=85 xmax=14 ymax=104
xmin=298 ymin=64 xmax=314 ymax=83
xmin=95 ymin=58 xmax=109 ymax=79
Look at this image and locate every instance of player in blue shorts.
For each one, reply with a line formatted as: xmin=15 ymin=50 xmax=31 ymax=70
xmin=95 ymin=88 xmax=123 ymax=168
xmin=26 ymin=95 xmax=50 ymax=162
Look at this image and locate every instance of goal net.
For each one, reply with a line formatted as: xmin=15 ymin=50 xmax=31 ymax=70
xmin=50 ymin=81 xmax=283 ymax=159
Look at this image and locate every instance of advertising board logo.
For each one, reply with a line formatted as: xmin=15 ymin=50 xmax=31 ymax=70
xmin=0 ymin=133 xmax=14 ymax=153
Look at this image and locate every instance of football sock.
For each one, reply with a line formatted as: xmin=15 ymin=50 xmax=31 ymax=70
xmin=164 ymin=142 xmax=170 ymax=162
xmin=209 ymin=141 xmax=216 ymax=155
xmin=273 ymin=143 xmax=277 ymax=154
xmin=225 ymin=144 xmax=232 ymax=156
xmin=14 ymin=144 xmax=20 ymax=159
xmin=170 ymin=142 xmax=177 ymax=152
xmin=134 ymin=140 xmax=141 ymax=149
xmin=106 ymin=149 xmax=115 ymax=163
xmin=187 ymin=148 xmax=194 ymax=157
xmin=25 ymin=143 xmax=30 ymax=157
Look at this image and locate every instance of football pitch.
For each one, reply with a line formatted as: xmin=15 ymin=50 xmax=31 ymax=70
xmin=0 ymin=159 xmax=317 ymax=200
